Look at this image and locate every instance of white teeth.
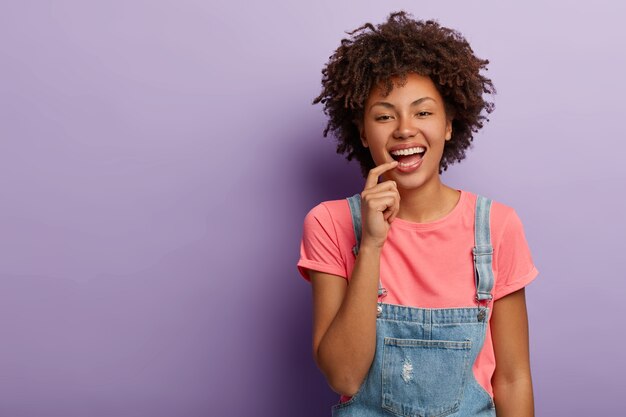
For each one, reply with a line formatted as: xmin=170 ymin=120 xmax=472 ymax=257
xmin=390 ymin=146 xmax=426 ymax=156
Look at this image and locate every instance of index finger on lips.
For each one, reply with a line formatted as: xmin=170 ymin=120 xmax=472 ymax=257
xmin=364 ymin=161 xmax=398 ymax=190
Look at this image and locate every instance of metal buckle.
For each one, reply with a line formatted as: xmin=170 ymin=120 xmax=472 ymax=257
xmin=475 ymin=295 xmax=492 ymax=321
xmin=376 ymin=287 xmax=388 ymax=317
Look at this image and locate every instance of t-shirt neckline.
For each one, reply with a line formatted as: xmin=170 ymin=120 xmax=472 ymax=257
xmin=390 ymin=189 xmax=467 ymax=231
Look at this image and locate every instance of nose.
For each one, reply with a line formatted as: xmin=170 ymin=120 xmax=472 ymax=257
xmin=393 ymin=115 xmax=418 ymax=139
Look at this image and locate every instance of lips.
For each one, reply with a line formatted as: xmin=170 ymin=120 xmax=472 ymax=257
xmin=394 ymin=154 xmax=424 ymax=173
xmin=388 ymin=143 xmax=427 ymax=163
xmin=388 ymin=143 xmax=428 ymax=152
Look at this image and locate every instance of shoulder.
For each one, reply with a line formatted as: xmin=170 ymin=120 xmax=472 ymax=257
xmin=476 ymin=193 xmax=533 ymax=259
xmin=464 ymin=191 xmax=524 ymax=247
xmin=298 ymin=198 xmax=356 ymax=281
xmin=303 ymin=197 xmax=354 ymax=237
xmin=462 ymin=190 xmax=526 ymax=241
xmin=304 ymin=198 xmax=352 ymax=224
xmin=490 ymin=199 xmax=527 ymax=244
xmin=489 ymin=198 xmax=519 ymax=230
xmin=468 ymin=194 xmax=539 ymax=298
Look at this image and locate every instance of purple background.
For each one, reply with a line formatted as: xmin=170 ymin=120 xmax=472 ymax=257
xmin=1 ymin=1 xmax=624 ymax=416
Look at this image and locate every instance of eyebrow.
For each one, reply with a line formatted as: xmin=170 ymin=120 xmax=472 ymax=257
xmin=369 ymin=97 xmax=436 ymax=111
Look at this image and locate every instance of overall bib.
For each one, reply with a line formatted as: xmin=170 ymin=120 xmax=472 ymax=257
xmin=332 ymin=193 xmax=497 ymax=417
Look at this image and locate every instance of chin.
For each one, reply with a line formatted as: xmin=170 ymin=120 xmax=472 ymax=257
xmin=396 ymin=171 xmax=437 ymax=190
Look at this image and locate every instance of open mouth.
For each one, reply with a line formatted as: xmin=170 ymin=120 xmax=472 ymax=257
xmin=389 ymin=148 xmax=427 ymax=162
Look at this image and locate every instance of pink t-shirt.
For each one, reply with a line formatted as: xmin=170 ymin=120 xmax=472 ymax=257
xmin=296 ymin=189 xmax=538 ymax=403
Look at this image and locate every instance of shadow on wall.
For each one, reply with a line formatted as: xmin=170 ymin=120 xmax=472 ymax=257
xmin=298 ymin=131 xmax=365 ymax=203
xmin=259 ymin=120 xmax=363 ymax=415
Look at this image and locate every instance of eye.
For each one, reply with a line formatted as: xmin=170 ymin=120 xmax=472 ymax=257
xmin=417 ymin=111 xmax=432 ymax=117
xmin=375 ymin=115 xmax=393 ymax=121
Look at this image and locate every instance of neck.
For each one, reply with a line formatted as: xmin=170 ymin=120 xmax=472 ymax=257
xmin=396 ymin=179 xmax=460 ymax=223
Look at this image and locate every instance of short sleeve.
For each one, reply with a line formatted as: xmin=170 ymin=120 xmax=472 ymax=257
xmin=493 ymin=208 xmax=539 ymax=300
xmin=296 ymin=203 xmax=347 ymax=282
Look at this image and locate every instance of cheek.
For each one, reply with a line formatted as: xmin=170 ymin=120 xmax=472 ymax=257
xmin=426 ymin=125 xmax=448 ymax=146
xmin=368 ymin=145 xmax=389 ymax=166
xmin=364 ymin=122 xmax=384 ymax=138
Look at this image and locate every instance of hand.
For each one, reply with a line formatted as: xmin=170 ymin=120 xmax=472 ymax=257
xmin=359 ymin=160 xmax=400 ymax=249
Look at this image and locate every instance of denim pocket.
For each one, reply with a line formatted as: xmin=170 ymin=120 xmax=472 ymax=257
xmin=382 ymin=337 xmax=472 ymax=417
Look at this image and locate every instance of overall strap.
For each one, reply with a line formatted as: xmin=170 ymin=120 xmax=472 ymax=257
xmin=346 ymin=193 xmax=362 ymax=257
xmin=346 ymin=193 xmax=387 ymax=305
xmin=473 ymin=195 xmax=495 ymax=303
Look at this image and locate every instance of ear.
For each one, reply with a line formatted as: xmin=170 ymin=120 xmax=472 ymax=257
xmin=444 ymin=119 xmax=453 ymax=141
xmin=360 ymin=132 xmax=368 ymax=148
xmin=355 ymin=120 xmax=368 ymax=148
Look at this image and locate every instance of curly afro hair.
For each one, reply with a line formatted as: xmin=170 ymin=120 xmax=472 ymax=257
xmin=313 ymin=11 xmax=496 ymax=178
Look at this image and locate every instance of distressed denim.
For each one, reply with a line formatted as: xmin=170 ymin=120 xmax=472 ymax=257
xmin=333 ymin=194 xmax=497 ymax=417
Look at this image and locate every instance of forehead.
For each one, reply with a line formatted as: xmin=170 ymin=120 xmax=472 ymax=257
xmin=366 ymin=73 xmax=441 ymax=103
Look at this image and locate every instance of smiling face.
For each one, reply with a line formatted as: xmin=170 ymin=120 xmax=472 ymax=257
xmin=359 ymin=72 xmax=453 ymax=190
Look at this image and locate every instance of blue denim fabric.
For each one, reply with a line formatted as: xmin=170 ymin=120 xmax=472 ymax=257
xmin=334 ymin=194 xmax=496 ymax=417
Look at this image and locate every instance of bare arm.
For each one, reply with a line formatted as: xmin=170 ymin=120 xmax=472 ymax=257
xmin=309 ymin=243 xmax=381 ymax=396
xmin=309 ymin=161 xmax=400 ymax=396
xmin=491 ymin=287 xmax=534 ymax=416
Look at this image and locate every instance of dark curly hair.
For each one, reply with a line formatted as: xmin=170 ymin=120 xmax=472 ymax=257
xmin=313 ymin=11 xmax=496 ymax=178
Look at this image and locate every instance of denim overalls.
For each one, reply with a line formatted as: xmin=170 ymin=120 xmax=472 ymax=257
xmin=332 ymin=193 xmax=496 ymax=417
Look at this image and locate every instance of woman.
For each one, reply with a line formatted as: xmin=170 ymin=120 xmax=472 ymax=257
xmin=297 ymin=11 xmax=538 ymax=416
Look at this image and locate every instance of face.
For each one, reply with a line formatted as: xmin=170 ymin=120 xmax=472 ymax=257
xmin=359 ymin=72 xmax=452 ymax=190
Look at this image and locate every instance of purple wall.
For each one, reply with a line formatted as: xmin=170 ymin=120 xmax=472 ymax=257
xmin=1 ymin=0 xmax=624 ymax=415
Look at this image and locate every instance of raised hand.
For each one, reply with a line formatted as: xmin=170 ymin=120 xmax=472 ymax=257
xmin=359 ymin=160 xmax=401 ymax=249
